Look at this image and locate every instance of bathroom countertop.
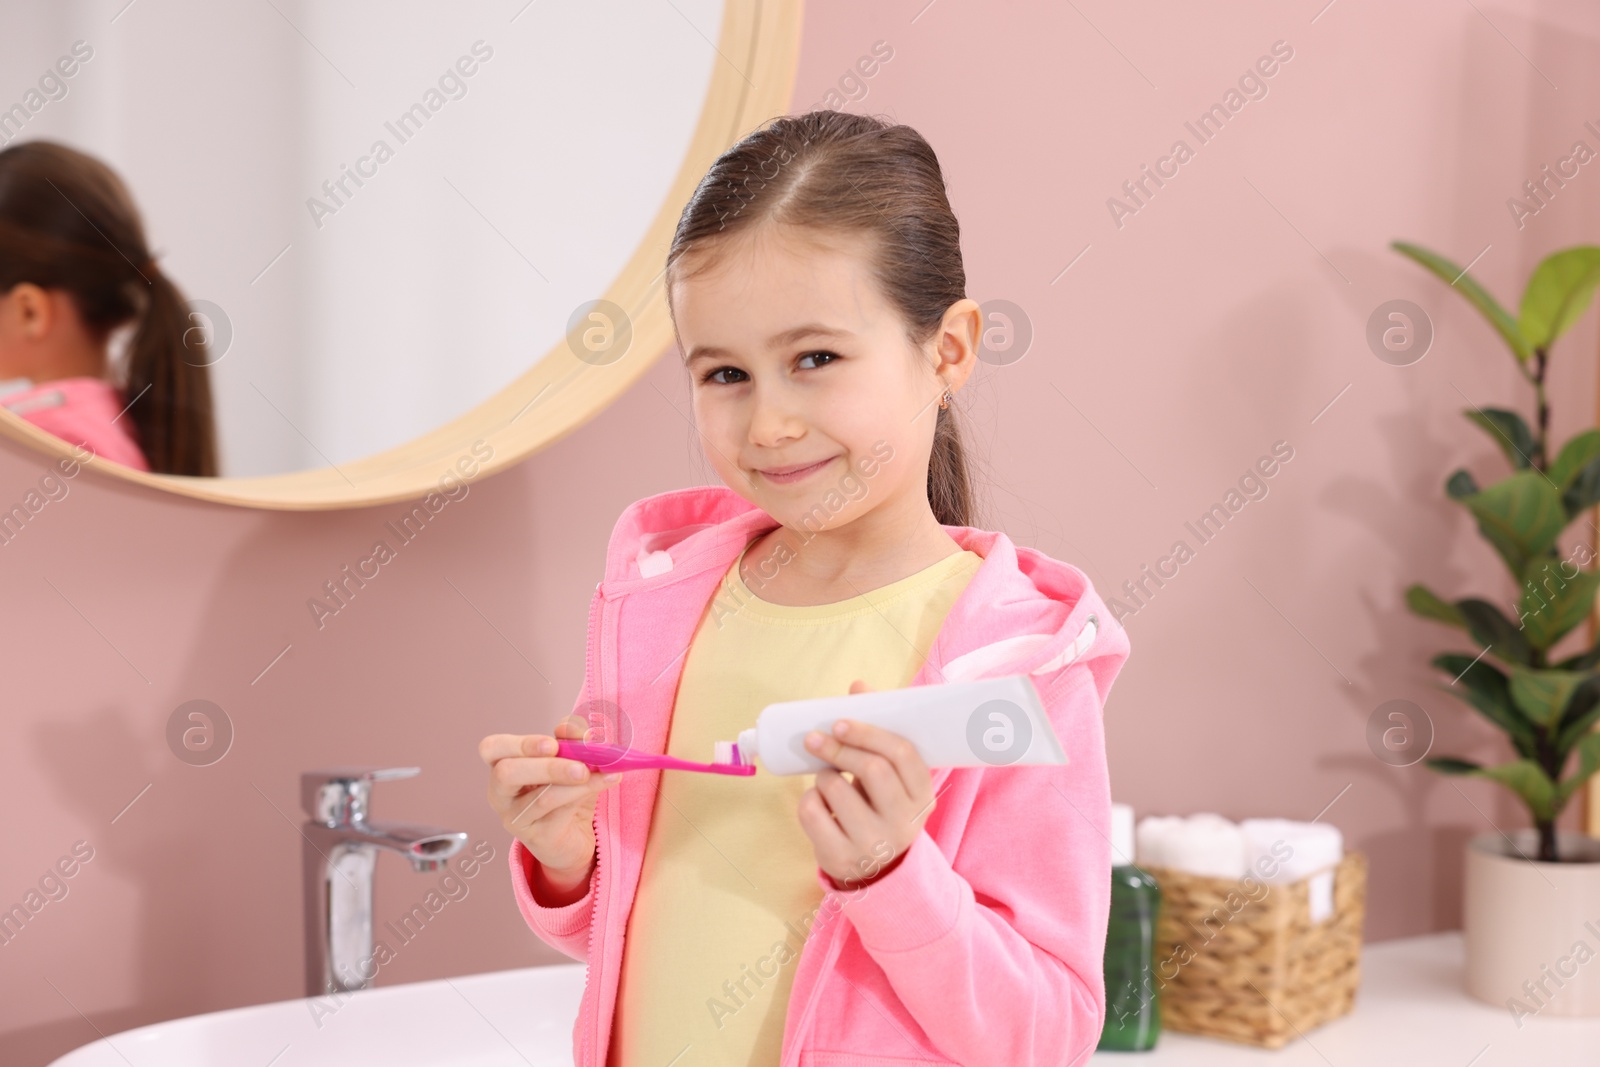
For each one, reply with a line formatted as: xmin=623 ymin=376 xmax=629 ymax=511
xmin=1089 ymin=931 xmax=1597 ymax=1064
xmin=47 ymin=930 xmax=1590 ymax=1066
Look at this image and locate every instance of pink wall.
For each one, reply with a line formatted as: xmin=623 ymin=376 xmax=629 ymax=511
xmin=6 ymin=0 xmax=1600 ymax=1062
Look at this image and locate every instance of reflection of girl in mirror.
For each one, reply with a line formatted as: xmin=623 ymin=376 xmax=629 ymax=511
xmin=0 ymin=140 xmax=217 ymax=475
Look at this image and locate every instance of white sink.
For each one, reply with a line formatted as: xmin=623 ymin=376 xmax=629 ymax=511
xmin=48 ymin=963 xmax=587 ymax=1066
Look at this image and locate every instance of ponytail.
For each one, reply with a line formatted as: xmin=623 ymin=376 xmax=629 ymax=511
xmin=928 ymin=402 xmax=975 ymax=528
xmin=0 ymin=140 xmax=218 ymax=476
xmin=125 ymin=266 xmax=217 ymax=476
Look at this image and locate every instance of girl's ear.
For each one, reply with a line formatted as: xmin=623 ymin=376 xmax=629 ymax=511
xmin=932 ymin=297 xmax=982 ymax=394
xmin=5 ymin=283 xmax=56 ymax=338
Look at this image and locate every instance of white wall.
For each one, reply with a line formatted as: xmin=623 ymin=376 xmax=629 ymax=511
xmin=1 ymin=0 xmax=720 ymax=475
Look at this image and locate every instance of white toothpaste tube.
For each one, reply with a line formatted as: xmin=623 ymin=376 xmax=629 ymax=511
xmin=728 ymin=674 xmax=1066 ymax=776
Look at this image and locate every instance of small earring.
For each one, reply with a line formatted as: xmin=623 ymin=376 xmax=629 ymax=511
xmin=938 ymin=387 xmax=953 ymax=410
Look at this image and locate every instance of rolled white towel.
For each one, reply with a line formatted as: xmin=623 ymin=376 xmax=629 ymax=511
xmin=1135 ymin=815 xmax=1183 ymax=870
xmin=1138 ymin=814 xmax=1248 ymax=878
xmin=1110 ymin=803 xmax=1137 ymax=867
xmin=1240 ymin=819 xmax=1343 ymax=881
xmin=1164 ymin=813 xmax=1247 ymax=879
xmin=1241 ymin=818 xmax=1344 ymax=922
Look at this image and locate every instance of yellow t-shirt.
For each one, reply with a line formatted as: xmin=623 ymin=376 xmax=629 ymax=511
xmin=607 ymin=536 xmax=983 ymax=1067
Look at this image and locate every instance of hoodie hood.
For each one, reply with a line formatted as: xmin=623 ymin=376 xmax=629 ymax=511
xmin=595 ymin=483 xmax=1129 ymax=706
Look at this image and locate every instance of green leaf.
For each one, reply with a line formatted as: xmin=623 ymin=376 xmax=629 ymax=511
xmin=1556 ymin=645 xmax=1600 ymax=672
xmin=1549 ymin=431 xmax=1600 ymax=490
xmin=1405 ymin=583 xmax=1467 ymax=628
xmin=1392 ymin=240 xmax=1533 ymax=361
xmin=1556 ymin=677 xmax=1600 ymax=755
xmin=1427 ymin=751 xmax=1561 ymax=825
xmin=1557 ymin=732 xmax=1600 ymax=805
xmin=1428 ymin=756 xmax=1559 ymax=822
xmin=1476 ymin=760 xmax=1558 ymax=822
xmin=1447 ymin=469 xmax=1480 ymax=500
xmin=1509 ymin=666 xmax=1590 ymax=728
xmin=1427 ymin=756 xmax=1484 ymax=775
xmin=1464 ymin=408 xmax=1536 ymax=470
xmin=1564 ymin=456 xmax=1600 ymax=519
xmin=1461 ymin=471 xmax=1566 ymax=577
xmin=1518 ymin=557 xmax=1600 ymax=650
xmin=1431 ymin=653 xmax=1538 ymax=757
xmin=1519 ymin=247 xmax=1600 ymax=351
xmin=1457 ymin=598 xmax=1533 ymax=665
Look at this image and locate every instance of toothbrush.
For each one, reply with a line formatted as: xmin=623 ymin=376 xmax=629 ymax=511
xmin=555 ymin=739 xmax=757 ymax=776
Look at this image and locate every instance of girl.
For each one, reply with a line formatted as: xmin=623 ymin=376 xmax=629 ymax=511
xmin=481 ymin=110 xmax=1131 ymax=1066
xmin=0 ymin=140 xmax=217 ymax=475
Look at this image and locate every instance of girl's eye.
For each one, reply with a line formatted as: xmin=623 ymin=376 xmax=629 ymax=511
xmin=797 ymin=350 xmax=839 ymax=370
xmin=700 ymin=365 xmax=747 ymax=385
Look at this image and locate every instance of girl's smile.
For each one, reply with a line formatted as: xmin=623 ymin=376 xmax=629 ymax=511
xmin=757 ymin=454 xmax=840 ymax=484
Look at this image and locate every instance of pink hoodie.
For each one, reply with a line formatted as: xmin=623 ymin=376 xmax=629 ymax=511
xmin=0 ymin=376 xmax=150 ymax=472
xmin=507 ymin=484 xmax=1131 ymax=1066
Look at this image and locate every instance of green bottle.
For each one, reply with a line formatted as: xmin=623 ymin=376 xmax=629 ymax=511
xmin=1098 ymin=803 xmax=1162 ymax=1052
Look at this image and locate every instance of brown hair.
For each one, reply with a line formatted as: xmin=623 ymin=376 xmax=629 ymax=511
xmin=665 ymin=110 xmax=980 ymax=528
xmin=0 ymin=140 xmax=217 ymax=476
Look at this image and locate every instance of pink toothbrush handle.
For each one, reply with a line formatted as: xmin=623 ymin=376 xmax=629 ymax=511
xmin=554 ymin=740 xmax=755 ymax=776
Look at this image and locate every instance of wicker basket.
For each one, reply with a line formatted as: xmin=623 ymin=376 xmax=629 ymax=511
xmin=1139 ymin=851 xmax=1367 ymax=1048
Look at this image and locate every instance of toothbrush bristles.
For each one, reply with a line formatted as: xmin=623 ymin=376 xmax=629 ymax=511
xmin=714 ymin=740 xmax=736 ymax=765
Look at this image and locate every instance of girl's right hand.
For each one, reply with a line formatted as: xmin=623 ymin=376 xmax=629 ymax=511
xmin=479 ymin=715 xmax=620 ymax=895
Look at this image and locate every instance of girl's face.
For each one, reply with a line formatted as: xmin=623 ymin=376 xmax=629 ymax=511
xmin=671 ymin=223 xmax=978 ymax=533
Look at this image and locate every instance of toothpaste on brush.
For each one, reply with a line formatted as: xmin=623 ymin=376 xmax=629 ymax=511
xmin=720 ymin=674 xmax=1066 ymax=776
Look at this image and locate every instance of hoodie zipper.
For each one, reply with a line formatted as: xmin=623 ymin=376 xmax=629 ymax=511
xmin=782 ymin=899 xmax=849 ymax=1066
xmin=584 ymin=802 xmax=607 ymax=1067
xmin=580 ymin=580 xmax=605 ymax=1067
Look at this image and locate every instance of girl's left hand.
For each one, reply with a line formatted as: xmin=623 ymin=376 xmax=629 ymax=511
xmin=798 ymin=679 xmax=938 ymax=890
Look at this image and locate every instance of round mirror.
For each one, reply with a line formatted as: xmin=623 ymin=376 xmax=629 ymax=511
xmin=0 ymin=0 xmax=800 ymax=508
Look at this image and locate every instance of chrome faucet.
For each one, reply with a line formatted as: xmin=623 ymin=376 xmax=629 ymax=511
xmin=300 ymin=767 xmax=468 ymax=997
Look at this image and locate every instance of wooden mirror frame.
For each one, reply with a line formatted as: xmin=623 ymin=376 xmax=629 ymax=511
xmin=0 ymin=0 xmax=801 ymax=511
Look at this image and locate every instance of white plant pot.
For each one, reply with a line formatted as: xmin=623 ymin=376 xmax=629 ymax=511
xmin=1463 ymin=829 xmax=1600 ymax=1018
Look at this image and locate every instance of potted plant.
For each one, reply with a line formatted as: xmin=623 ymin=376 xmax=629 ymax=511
xmin=1397 ymin=241 xmax=1600 ymax=1018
